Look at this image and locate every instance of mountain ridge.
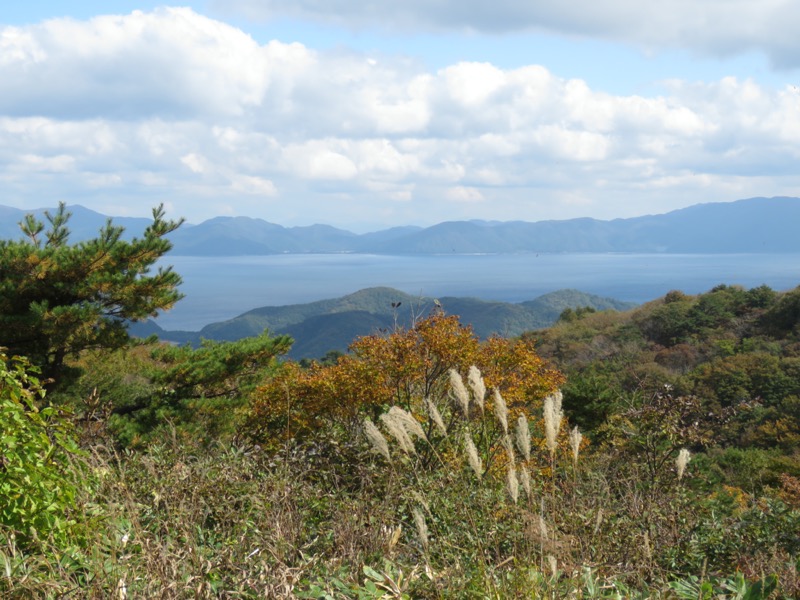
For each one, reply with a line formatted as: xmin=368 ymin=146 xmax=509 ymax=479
xmin=2 ymin=196 xmax=799 ymax=254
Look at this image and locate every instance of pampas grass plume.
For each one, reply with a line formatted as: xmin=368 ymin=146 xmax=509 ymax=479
xmin=594 ymin=508 xmax=604 ymax=534
xmin=425 ymin=397 xmax=447 ymax=437
xmin=538 ymin=514 xmax=548 ymax=541
xmin=544 ymin=391 xmax=564 ymax=455
xmin=464 ymin=432 xmax=483 ymax=478
xmin=363 ymin=419 xmax=391 ymax=462
xmin=569 ymin=425 xmax=582 ymax=464
xmin=502 ymin=434 xmax=516 ymax=467
xmin=515 ymin=415 xmax=531 ymax=462
xmin=676 ymin=448 xmax=691 ymax=480
xmin=520 ymin=466 xmax=532 ymax=500
xmin=467 ymin=365 xmax=486 ymax=412
xmin=547 ymin=555 xmax=558 ymax=578
xmin=380 ymin=412 xmax=415 ymax=455
xmin=412 ymin=507 xmax=429 ymax=550
xmin=449 ymin=369 xmax=471 ymax=417
xmin=506 ymin=465 xmax=519 ymax=504
xmin=388 ymin=406 xmax=427 ymax=441
xmin=493 ymin=388 xmax=508 ymax=434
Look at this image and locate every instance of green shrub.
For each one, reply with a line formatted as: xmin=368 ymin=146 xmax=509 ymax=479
xmin=0 ymin=351 xmax=88 ymax=551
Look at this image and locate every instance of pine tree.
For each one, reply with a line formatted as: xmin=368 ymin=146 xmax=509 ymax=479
xmin=0 ymin=202 xmax=184 ymax=381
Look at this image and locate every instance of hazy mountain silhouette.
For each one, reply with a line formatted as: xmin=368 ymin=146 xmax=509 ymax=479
xmin=3 ymin=197 xmax=797 ymax=254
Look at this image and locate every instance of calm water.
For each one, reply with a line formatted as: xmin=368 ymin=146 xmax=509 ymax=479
xmin=154 ymin=253 xmax=800 ymax=330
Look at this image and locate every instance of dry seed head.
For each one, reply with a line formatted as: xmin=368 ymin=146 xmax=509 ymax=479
xmin=467 ymin=365 xmax=486 ymax=412
xmin=676 ymin=448 xmax=691 ymax=481
xmin=425 ymin=397 xmax=448 ymax=437
xmin=547 ymin=555 xmax=558 ymax=578
xmin=117 ymin=578 xmax=127 ymax=600
xmin=493 ymin=388 xmax=508 ymax=434
xmin=519 ymin=466 xmax=532 ymax=500
xmin=388 ymin=406 xmax=427 ymax=441
xmin=515 ymin=415 xmax=531 ymax=461
xmin=363 ymin=419 xmax=391 ymax=462
xmin=386 ymin=525 xmax=402 ymax=551
xmin=502 ymin=434 xmax=516 ymax=467
xmin=449 ymin=369 xmax=471 ymax=417
xmin=412 ymin=507 xmax=429 ymax=550
xmin=544 ymin=392 xmax=564 ymax=455
xmin=593 ymin=508 xmax=604 ymax=534
xmin=411 ymin=490 xmax=430 ymax=514
xmin=569 ymin=425 xmax=582 ymax=464
xmin=538 ymin=514 xmax=548 ymax=541
xmin=380 ymin=412 xmax=416 ymax=455
xmin=506 ymin=465 xmax=519 ymax=504
xmin=464 ymin=432 xmax=483 ymax=478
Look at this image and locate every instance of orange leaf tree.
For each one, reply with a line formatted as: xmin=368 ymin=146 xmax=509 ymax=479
xmin=245 ymin=313 xmax=564 ymax=449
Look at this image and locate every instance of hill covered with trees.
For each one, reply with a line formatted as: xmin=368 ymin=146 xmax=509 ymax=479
xmin=133 ymin=287 xmax=635 ymax=359
xmin=529 ymin=283 xmax=800 ymax=489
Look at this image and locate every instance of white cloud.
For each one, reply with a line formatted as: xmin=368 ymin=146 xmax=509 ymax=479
xmin=229 ymin=174 xmax=277 ymax=196
xmin=181 ymin=153 xmax=206 ymax=174
xmin=0 ymin=8 xmax=313 ymax=120
xmin=216 ymin=0 xmax=800 ymax=67
xmin=1 ymin=8 xmax=800 ymax=229
xmin=446 ymin=186 xmax=485 ymax=203
xmin=442 ymin=62 xmax=506 ymax=106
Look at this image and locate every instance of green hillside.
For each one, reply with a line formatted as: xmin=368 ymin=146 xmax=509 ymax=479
xmin=527 ymin=283 xmax=800 ymax=489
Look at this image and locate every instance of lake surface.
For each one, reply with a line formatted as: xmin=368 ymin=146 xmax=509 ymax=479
xmin=154 ymin=253 xmax=800 ymax=331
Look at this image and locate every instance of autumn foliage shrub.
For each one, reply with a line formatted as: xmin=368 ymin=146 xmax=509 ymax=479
xmin=244 ymin=314 xmax=564 ymax=446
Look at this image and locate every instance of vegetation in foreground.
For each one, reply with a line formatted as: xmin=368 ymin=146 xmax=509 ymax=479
xmin=1 ymin=209 xmax=799 ymax=598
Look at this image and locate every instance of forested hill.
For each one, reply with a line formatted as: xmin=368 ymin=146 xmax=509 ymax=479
xmin=131 ymin=287 xmax=635 ymax=359
xmin=526 ymin=282 xmax=800 ymax=490
xmin=3 ymin=196 xmax=800 ymax=254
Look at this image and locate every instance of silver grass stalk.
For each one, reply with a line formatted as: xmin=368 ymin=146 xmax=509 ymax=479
xmin=502 ymin=434 xmax=516 ymax=467
xmin=676 ymin=448 xmax=691 ymax=480
xmin=493 ymin=388 xmax=508 ymax=434
xmin=449 ymin=369 xmax=471 ymax=417
xmin=380 ymin=412 xmax=416 ymax=455
xmin=554 ymin=389 xmax=563 ymax=413
xmin=117 ymin=578 xmax=127 ymax=600
xmin=425 ymin=397 xmax=448 ymax=437
xmin=547 ymin=555 xmax=558 ymax=578
xmin=544 ymin=392 xmax=564 ymax=456
xmin=538 ymin=514 xmax=548 ymax=541
xmin=412 ymin=507 xmax=429 ymax=550
xmin=388 ymin=406 xmax=427 ymax=441
xmin=506 ymin=464 xmax=519 ymax=504
xmin=515 ymin=415 xmax=531 ymax=461
xmin=593 ymin=508 xmax=604 ymax=534
xmin=464 ymin=432 xmax=483 ymax=478
xmin=411 ymin=490 xmax=430 ymax=514
xmin=520 ymin=466 xmax=532 ymax=500
xmin=569 ymin=425 xmax=583 ymax=464
xmin=467 ymin=365 xmax=486 ymax=412
xmin=363 ymin=419 xmax=391 ymax=462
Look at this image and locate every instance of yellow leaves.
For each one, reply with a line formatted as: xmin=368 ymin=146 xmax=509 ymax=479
xmin=247 ymin=314 xmax=566 ymax=449
xmin=478 ymin=336 xmax=565 ymax=411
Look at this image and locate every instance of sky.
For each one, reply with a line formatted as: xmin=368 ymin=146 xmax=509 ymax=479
xmin=2 ymin=2 xmax=800 ymax=231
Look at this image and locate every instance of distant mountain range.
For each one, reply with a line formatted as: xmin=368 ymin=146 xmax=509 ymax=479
xmin=2 ymin=196 xmax=799 ymax=254
xmin=129 ymin=287 xmax=636 ymax=360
